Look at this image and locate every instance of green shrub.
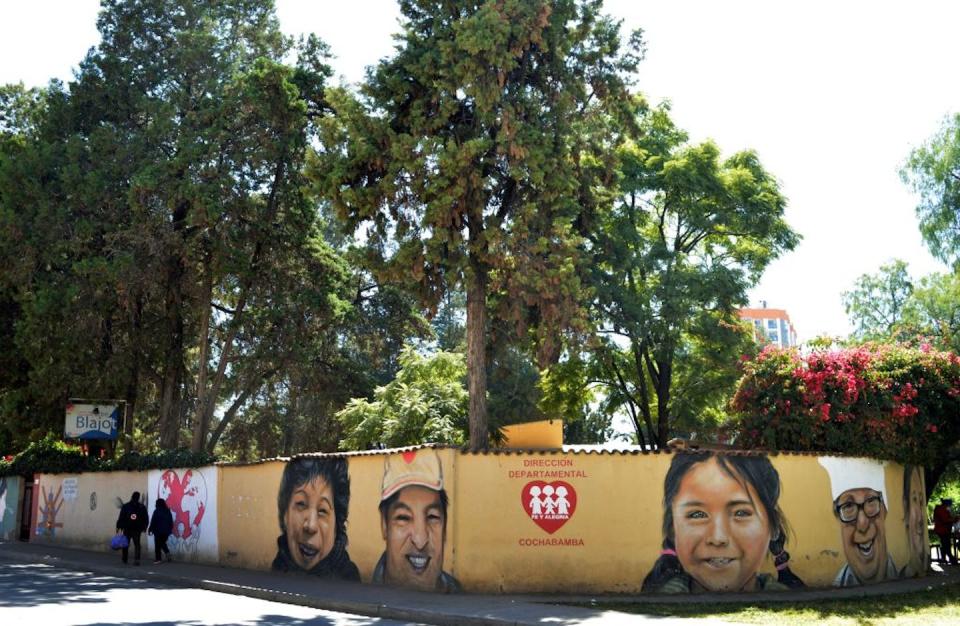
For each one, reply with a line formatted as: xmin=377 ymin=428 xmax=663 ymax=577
xmin=0 ymin=435 xmax=217 ymax=476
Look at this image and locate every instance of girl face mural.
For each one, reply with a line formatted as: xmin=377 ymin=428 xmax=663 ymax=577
xmin=672 ymin=457 xmax=772 ymax=592
xmin=283 ymin=476 xmax=336 ymax=570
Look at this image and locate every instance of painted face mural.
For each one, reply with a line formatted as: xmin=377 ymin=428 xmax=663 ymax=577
xmin=273 ymin=457 xmax=359 ymax=581
xmin=672 ymin=457 xmax=772 ymax=592
xmin=374 ymin=450 xmax=461 ymax=592
xmin=283 ymin=476 xmax=336 ymax=570
xmin=642 ymin=453 xmax=803 ymax=594
xmin=818 ymin=457 xmax=897 ymax=586
xmin=381 ymin=485 xmax=445 ymax=591
xmin=836 ymin=488 xmax=888 ymax=582
xmin=904 ymin=466 xmax=927 ymax=575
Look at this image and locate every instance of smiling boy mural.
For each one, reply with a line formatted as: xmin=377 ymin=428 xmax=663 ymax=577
xmin=372 ymin=449 xmax=461 ymax=592
xmin=818 ymin=457 xmax=899 ymax=586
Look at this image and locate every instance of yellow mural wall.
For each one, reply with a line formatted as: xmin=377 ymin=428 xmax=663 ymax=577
xmin=19 ymin=447 xmax=927 ymax=594
xmin=32 ymin=471 xmax=146 ymax=551
xmin=218 ymin=461 xmax=283 ymax=571
xmin=451 ymin=451 xmax=923 ymax=593
xmin=453 ymin=450 xmax=662 ymax=593
xmin=342 ymin=452 xmax=399 ymax=580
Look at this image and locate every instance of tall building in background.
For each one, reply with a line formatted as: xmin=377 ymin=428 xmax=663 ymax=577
xmin=738 ymin=302 xmax=797 ymax=348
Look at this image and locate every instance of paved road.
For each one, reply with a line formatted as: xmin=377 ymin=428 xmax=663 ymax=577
xmin=0 ymin=561 xmax=418 ymax=626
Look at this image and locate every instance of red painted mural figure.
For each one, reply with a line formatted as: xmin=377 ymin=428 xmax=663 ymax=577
xmin=158 ymin=469 xmax=206 ymax=552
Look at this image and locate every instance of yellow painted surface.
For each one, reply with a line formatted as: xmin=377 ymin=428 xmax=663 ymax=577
xmin=216 ymin=449 xmax=458 ymax=583
xmin=453 ymin=452 xmax=916 ymax=593
xmin=218 ymin=461 xmax=284 ymax=571
xmin=31 ymin=449 xmax=923 ymax=594
xmin=500 ymin=420 xmax=563 ymax=449
xmin=773 ymin=455 xmax=841 ymax=587
xmin=343 ymin=453 xmax=391 ymax=580
xmin=454 ymin=452 xmax=664 ymax=593
xmin=33 ymin=471 xmax=146 ymax=551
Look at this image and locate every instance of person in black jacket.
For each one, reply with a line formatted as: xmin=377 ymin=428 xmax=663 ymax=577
xmin=116 ymin=491 xmax=148 ymax=565
xmin=148 ymin=498 xmax=174 ymax=564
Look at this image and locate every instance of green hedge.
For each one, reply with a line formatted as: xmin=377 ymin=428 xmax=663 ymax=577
xmin=0 ymin=435 xmax=217 ymax=477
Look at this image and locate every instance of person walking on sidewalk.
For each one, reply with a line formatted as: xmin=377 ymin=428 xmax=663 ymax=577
xmin=116 ymin=491 xmax=148 ymax=565
xmin=933 ymin=498 xmax=959 ymax=565
xmin=148 ymin=498 xmax=174 ymax=564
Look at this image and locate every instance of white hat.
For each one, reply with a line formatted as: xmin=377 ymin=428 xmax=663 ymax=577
xmin=818 ymin=456 xmax=887 ymax=501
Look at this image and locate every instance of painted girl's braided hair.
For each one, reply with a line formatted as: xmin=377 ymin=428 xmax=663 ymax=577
xmin=641 ymin=452 xmax=805 ymax=592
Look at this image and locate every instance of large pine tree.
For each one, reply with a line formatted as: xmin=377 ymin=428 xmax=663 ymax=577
xmin=316 ymin=0 xmax=640 ymax=449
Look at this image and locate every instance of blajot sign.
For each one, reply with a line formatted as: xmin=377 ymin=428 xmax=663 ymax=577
xmin=64 ymin=403 xmax=119 ymax=440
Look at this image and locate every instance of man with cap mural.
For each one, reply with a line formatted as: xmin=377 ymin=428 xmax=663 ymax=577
xmin=818 ymin=457 xmax=899 ymax=586
xmin=372 ymin=449 xmax=461 ymax=592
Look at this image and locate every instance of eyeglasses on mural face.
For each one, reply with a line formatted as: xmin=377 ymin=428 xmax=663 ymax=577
xmin=834 ymin=494 xmax=883 ymax=523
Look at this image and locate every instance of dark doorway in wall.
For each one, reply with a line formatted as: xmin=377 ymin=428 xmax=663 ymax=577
xmin=18 ymin=478 xmax=33 ymax=541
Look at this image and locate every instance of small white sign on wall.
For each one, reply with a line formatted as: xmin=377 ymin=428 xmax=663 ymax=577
xmin=62 ymin=477 xmax=79 ymax=501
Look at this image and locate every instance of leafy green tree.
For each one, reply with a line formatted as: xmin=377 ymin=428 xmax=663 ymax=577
xmin=842 ymin=260 xmax=960 ymax=353
xmin=588 ymin=103 xmax=798 ymax=448
xmin=901 ymin=113 xmax=960 ymax=266
xmin=0 ymin=1 xmax=350 ymax=454
xmin=336 ymin=346 xmax=468 ymax=450
xmin=911 ymin=271 xmax=960 ymax=353
xmin=842 ymin=259 xmax=914 ymax=341
xmin=316 ymin=0 xmax=640 ymax=450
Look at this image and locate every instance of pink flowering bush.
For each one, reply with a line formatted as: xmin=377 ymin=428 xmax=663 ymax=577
xmin=730 ymin=344 xmax=960 ymax=465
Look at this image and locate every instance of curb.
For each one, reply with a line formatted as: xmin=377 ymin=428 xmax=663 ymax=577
xmin=4 ymin=545 xmax=958 ymax=622
xmin=0 ymin=549 xmax=538 ymax=626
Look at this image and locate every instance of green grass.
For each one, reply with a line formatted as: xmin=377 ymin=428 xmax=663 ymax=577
xmin=582 ymin=580 xmax=960 ymax=625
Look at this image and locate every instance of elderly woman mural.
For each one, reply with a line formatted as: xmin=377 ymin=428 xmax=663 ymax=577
xmin=273 ymin=456 xmax=360 ymax=581
xmin=642 ymin=452 xmax=805 ymax=593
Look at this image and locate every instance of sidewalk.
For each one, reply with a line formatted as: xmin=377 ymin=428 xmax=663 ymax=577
xmin=2 ymin=540 xmax=958 ymax=625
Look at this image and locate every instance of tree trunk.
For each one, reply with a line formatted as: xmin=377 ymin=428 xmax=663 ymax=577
xmin=632 ymin=341 xmax=656 ymax=448
xmin=655 ymin=357 xmax=672 ymax=448
xmin=191 ymin=258 xmax=214 ymax=452
xmin=466 ymin=260 xmax=489 ymax=451
xmin=122 ymin=295 xmax=143 ymax=454
xmin=158 ymin=257 xmax=184 ymax=449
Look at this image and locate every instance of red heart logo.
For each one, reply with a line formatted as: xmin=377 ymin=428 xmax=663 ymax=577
xmin=521 ymin=481 xmax=576 ymax=534
xmin=401 ymin=451 xmax=417 ymax=464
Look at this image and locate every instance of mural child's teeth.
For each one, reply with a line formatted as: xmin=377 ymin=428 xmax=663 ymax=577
xmin=406 ymin=554 xmax=430 ymax=572
xmin=299 ymin=543 xmax=319 ymax=559
xmin=706 ymin=557 xmax=734 ymax=567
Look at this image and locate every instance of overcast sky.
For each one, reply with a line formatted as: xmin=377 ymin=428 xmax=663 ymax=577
xmin=3 ymin=1 xmax=958 ymax=342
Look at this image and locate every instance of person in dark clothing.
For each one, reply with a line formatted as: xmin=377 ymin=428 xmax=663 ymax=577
xmin=148 ymin=498 xmax=174 ymax=564
xmin=116 ymin=491 xmax=149 ymax=565
xmin=933 ymin=498 xmax=959 ymax=565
